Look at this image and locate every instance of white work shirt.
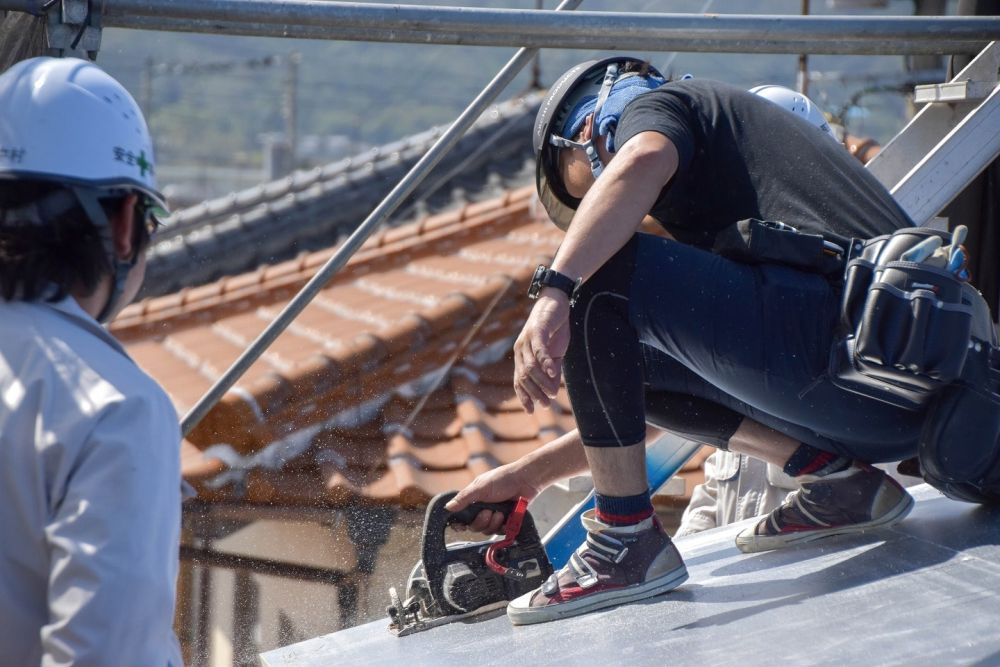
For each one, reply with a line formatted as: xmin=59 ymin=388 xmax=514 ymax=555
xmin=0 ymin=298 xmax=183 ymax=667
xmin=676 ymin=450 xmax=798 ymax=537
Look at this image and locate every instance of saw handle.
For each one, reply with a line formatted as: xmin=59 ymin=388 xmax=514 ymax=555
xmin=422 ymin=491 xmax=541 ymax=569
xmin=444 ymin=497 xmax=518 ymax=528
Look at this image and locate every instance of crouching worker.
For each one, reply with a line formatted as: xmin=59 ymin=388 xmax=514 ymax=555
xmin=448 ymin=57 xmax=921 ymax=626
xmin=0 ymin=58 xmax=183 ymax=665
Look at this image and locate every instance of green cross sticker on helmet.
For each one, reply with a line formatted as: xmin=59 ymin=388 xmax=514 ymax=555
xmin=136 ymin=151 xmax=152 ymax=177
xmin=112 ymin=146 xmax=155 ymax=178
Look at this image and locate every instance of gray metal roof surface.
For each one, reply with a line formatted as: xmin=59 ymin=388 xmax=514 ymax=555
xmin=143 ymin=93 xmax=542 ymax=298
xmin=261 ymin=484 xmax=1000 ymax=666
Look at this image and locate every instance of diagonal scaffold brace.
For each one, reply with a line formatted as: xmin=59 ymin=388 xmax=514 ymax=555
xmin=177 ymin=0 xmax=586 ymax=439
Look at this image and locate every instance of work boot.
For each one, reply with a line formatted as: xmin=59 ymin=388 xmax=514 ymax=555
xmin=735 ymin=463 xmax=914 ymax=554
xmin=507 ymin=510 xmax=687 ymax=626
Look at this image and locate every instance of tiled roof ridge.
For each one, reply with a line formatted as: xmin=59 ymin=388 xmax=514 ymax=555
xmin=113 ymin=185 xmax=537 ymax=340
xmin=140 ymin=93 xmax=541 ymax=298
xmin=160 ymin=91 xmax=545 ymax=238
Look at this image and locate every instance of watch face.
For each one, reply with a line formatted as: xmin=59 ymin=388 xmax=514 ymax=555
xmin=528 ymin=264 xmax=548 ymax=299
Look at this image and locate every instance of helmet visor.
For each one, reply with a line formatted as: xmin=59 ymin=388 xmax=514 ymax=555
xmin=533 ymin=57 xmax=666 ymax=232
xmin=535 ymin=147 xmax=579 ymax=231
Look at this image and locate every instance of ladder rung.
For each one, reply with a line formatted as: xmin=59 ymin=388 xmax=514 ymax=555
xmin=914 ymin=80 xmax=995 ymax=104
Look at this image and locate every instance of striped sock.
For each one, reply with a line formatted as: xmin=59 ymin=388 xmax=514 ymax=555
xmin=783 ymin=444 xmax=852 ymax=478
xmin=594 ymin=490 xmax=654 ymax=526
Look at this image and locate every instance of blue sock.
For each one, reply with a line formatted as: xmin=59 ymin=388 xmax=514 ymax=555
xmin=594 ymin=490 xmax=653 ymax=526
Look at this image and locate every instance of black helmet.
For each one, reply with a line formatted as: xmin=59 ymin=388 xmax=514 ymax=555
xmin=533 ymin=57 xmax=665 ymax=230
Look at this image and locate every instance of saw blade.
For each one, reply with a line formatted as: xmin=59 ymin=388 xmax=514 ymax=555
xmin=389 ymin=586 xmax=402 ymax=616
xmin=388 ymin=600 xmax=508 ymax=637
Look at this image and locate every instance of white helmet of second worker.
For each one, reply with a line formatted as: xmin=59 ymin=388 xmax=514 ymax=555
xmin=0 ymin=56 xmax=167 ymax=212
xmin=749 ymin=84 xmax=836 ymax=141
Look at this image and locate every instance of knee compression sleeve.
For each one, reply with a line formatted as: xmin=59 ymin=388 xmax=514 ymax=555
xmin=564 ymin=237 xmax=646 ymax=447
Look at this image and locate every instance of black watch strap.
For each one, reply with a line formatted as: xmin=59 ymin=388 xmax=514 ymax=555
xmin=527 ymin=265 xmax=580 ymax=305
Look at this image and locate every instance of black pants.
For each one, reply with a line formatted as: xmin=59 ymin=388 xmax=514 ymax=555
xmin=563 ymin=234 xmax=923 ymax=463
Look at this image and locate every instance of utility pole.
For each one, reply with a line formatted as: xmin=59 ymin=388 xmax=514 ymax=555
xmin=140 ymin=55 xmax=154 ymax=116
xmin=908 ymin=0 xmax=946 ymax=76
xmin=283 ymin=51 xmax=300 ymax=169
xmin=796 ymin=0 xmax=810 ymax=95
xmin=530 ymin=0 xmax=543 ymax=89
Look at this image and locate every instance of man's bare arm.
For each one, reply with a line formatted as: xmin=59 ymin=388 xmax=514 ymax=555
xmin=551 ymin=131 xmax=679 ymax=282
xmin=445 ymin=429 xmax=589 ymax=532
xmin=446 ymin=426 xmax=664 ymax=533
xmin=514 ymin=132 xmax=679 ymax=411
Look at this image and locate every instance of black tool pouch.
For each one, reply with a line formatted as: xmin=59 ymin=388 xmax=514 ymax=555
xmin=831 ymin=227 xmax=978 ymax=410
xmin=919 ymin=343 xmax=1000 ymax=504
xmin=831 ymin=226 xmax=1000 ymax=504
xmin=713 ymin=218 xmax=847 ymax=276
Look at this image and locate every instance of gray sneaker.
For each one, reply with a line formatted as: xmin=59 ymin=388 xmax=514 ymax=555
xmin=507 ymin=510 xmax=688 ymax=626
xmin=735 ymin=463 xmax=914 ymax=554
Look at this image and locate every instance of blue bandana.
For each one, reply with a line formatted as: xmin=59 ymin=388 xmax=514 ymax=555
xmin=560 ymin=74 xmax=665 ymax=153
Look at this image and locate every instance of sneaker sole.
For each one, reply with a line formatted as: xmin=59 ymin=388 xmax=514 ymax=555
xmin=734 ymin=491 xmax=915 ymax=554
xmin=506 ymin=565 xmax=688 ymax=626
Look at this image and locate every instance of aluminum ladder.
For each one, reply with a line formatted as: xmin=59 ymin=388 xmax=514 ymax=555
xmin=867 ymin=41 xmax=1000 ymax=226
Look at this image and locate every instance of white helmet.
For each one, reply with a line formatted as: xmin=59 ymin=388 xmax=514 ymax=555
xmin=749 ymin=84 xmax=836 ymax=141
xmin=0 ymin=57 xmax=166 ymax=322
xmin=0 ymin=56 xmax=166 ymax=209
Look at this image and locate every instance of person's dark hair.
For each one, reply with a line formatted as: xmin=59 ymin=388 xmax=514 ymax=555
xmin=621 ymin=60 xmax=653 ymax=77
xmin=0 ymin=179 xmax=151 ymax=302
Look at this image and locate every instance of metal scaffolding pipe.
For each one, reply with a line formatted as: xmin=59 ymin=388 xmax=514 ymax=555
xmin=180 ymin=545 xmax=351 ymax=585
xmin=3 ymin=0 xmax=997 ymax=55
xmin=104 ymin=15 xmax=997 ymax=55
xmin=176 ymin=0 xmax=584 ymax=437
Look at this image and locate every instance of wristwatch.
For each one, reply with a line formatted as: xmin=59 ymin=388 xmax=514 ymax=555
xmin=527 ymin=265 xmax=581 ymax=306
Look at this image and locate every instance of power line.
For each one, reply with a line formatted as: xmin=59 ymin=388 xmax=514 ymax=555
xmin=151 ymin=53 xmax=286 ymax=76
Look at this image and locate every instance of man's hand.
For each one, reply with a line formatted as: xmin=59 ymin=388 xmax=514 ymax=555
xmin=444 ymin=461 xmax=542 ymax=534
xmin=513 ymin=290 xmax=570 ymax=413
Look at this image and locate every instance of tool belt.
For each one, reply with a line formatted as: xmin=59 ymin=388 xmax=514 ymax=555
xmin=714 ymin=222 xmax=990 ymax=410
xmin=713 ymin=221 xmax=983 ymax=408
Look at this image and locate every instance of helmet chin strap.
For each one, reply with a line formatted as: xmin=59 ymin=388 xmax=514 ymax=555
xmin=73 ymin=187 xmax=136 ymax=324
xmin=549 ymin=134 xmax=605 ymax=179
xmin=548 ymin=63 xmax=622 ymax=181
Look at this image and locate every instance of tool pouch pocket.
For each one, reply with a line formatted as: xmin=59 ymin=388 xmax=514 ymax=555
xmin=831 ymin=227 xmax=975 ymax=410
xmin=854 ymin=262 xmax=971 ymax=385
xmin=919 ymin=344 xmax=1000 ymax=505
xmin=713 ymin=218 xmax=846 ymax=276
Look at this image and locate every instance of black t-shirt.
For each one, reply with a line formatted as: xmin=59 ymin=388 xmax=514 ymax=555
xmin=614 ymin=79 xmax=913 ymax=249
